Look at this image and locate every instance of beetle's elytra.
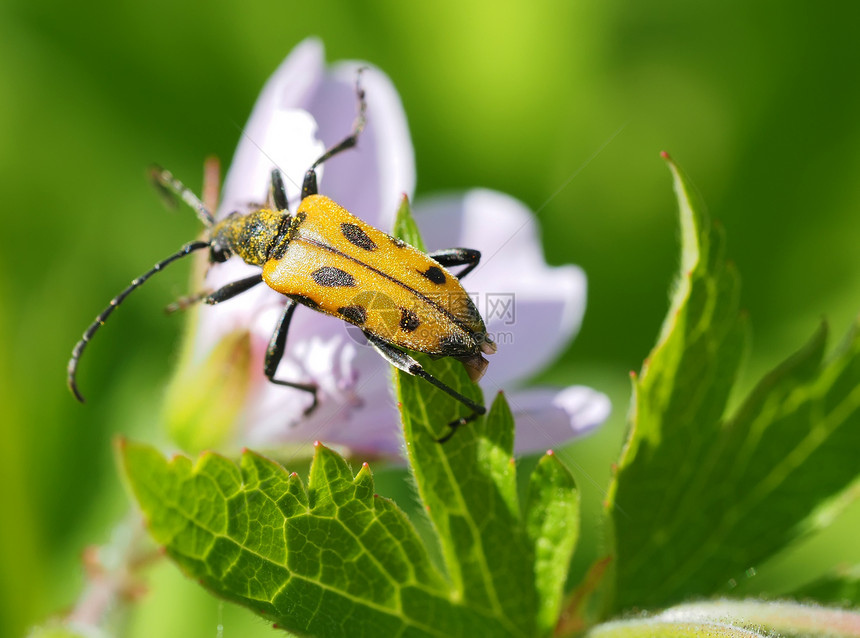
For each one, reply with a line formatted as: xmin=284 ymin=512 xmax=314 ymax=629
xmin=68 ymin=73 xmax=495 ymax=442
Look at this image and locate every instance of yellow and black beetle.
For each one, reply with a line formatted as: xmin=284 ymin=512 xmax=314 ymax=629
xmin=68 ymin=76 xmax=496 ymax=441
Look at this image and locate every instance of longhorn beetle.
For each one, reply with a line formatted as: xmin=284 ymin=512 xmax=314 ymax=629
xmin=68 ymin=73 xmax=496 ymax=442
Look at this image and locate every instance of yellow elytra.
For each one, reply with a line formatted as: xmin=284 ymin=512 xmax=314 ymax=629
xmin=68 ymin=73 xmax=495 ymax=441
xmin=262 ymin=195 xmax=494 ymax=377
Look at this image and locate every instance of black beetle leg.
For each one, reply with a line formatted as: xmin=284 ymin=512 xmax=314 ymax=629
xmin=265 ymin=298 xmax=319 ymax=415
xmin=302 ymin=70 xmax=368 ymax=198
xmin=363 ymin=331 xmax=485 ymax=442
xmin=269 ymin=169 xmax=289 ymax=212
xmin=427 ymin=248 xmax=482 ymax=280
xmin=203 ymin=274 xmax=264 ymax=304
xmin=149 ymin=165 xmax=215 ymax=227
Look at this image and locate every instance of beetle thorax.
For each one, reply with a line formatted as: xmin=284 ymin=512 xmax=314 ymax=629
xmin=210 ymin=209 xmax=290 ymax=266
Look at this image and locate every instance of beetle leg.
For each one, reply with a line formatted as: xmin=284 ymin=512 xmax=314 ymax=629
xmin=204 ymin=274 xmax=264 ymax=304
xmin=302 ymin=70 xmax=368 ymax=199
xmin=265 ymin=298 xmax=319 ymax=415
xmin=363 ymin=331 xmax=485 ymax=442
xmin=427 ymin=248 xmax=482 ymax=280
xmin=269 ymin=169 xmax=289 ymax=212
xmin=436 ymin=412 xmax=482 ymax=444
xmin=149 ymin=165 xmax=215 ymax=228
xmin=165 ymin=289 xmax=212 ymax=314
xmin=165 ymin=273 xmax=263 ymax=314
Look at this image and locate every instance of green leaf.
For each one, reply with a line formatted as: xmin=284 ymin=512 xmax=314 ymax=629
xmin=392 ymin=194 xmax=426 ymax=251
xmin=394 ymin=198 xmax=532 ymax=632
xmin=606 ymin=153 xmax=860 ymax=613
xmin=395 ymin=363 xmax=538 ymax=636
xmin=392 ymin=200 xmax=579 ymax=637
xmin=120 ymin=439 xmax=509 ymax=638
xmin=525 ymin=451 xmax=579 ymax=635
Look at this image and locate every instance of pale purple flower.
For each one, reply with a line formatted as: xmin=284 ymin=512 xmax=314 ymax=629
xmin=167 ymin=38 xmax=609 ymax=457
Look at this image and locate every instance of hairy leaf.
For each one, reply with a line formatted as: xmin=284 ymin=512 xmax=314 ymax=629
xmin=583 ymin=600 xmax=860 ymax=638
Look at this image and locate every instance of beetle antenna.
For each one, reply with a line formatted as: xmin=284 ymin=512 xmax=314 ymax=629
xmin=149 ymin=165 xmax=216 ymax=227
xmin=68 ymin=240 xmax=211 ymax=402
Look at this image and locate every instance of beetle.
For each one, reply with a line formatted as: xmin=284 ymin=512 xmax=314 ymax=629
xmin=67 ymin=75 xmax=496 ymax=442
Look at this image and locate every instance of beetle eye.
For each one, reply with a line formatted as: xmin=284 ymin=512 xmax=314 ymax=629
xmin=210 ymin=246 xmax=230 ymax=263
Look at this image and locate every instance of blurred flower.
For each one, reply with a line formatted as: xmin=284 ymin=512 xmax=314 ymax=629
xmin=164 ymin=38 xmax=609 ymax=457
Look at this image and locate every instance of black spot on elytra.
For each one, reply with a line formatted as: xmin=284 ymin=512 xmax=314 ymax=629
xmin=311 ymin=266 xmax=356 ymax=287
xmin=388 ymin=235 xmax=407 ymax=248
xmin=399 ymin=308 xmax=421 ymax=332
xmin=338 ymin=305 xmax=367 ymax=324
xmin=420 ymin=265 xmax=447 ymax=285
xmin=341 ymin=223 xmax=377 ymax=251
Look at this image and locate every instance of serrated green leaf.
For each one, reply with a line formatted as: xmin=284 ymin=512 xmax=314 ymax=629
xmin=606 ymin=154 xmax=860 ymax=613
xmin=395 ymin=364 xmax=538 ymax=637
xmin=392 ymin=201 xmax=560 ymax=637
xmin=525 ymin=451 xmax=579 ymax=636
xmin=120 ymin=439 xmax=516 ymax=638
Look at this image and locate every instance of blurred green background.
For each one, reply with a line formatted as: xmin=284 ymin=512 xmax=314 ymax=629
xmin=3 ymin=1 xmax=860 ymax=636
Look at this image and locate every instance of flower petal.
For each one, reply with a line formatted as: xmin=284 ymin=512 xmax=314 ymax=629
xmin=196 ymin=39 xmax=331 ymax=358
xmin=220 ymin=37 xmax=326 ymax=212
xmin=505 ymin=386 xmax=611 ymax=454
xmin=174 ymin=42 xmax=416 ymax=452
xmin=413 ymin=190 xmax=587 ymax=387
xmin=165 ymin=41 xmax=606 ymax=459
xmin=305 ymin=61 xmax=415 ymax=228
